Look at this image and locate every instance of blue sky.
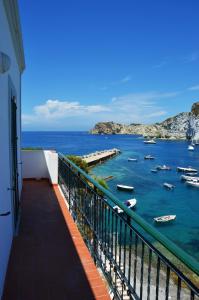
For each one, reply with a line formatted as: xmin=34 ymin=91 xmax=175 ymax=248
xmin=19 ymin=0 xmax=199 ymax=131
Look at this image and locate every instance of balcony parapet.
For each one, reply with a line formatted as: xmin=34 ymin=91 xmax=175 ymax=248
xmin=22 ymin=149 xmax=58 ymax=185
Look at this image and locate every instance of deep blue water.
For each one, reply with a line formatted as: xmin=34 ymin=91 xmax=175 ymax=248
xmin=22 ymin=131 xmax=199 ymax=260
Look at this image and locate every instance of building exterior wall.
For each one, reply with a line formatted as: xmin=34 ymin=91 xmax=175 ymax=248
xmin=22 ymin=150 xmax=58 ymax=185
xmin=0 ymin=1 xmax=23 ymax=297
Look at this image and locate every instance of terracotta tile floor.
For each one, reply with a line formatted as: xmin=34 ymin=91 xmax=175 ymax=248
xmin=3 ymin=180 xmax=110 ymax=300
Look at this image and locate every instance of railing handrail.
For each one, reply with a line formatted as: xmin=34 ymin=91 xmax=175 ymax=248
xmin=59 ymin=153 xmax=199 ymax=276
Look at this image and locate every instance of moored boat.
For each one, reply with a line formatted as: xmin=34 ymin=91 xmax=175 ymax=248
xmin=144 ymin=139 xmax=156 ymax=144
xmin=156 ymin=165 xmax=171 ymax=171
xmin=154 ymin=215 xmax=176 ymax=223
xmin=117 ymin=184 xmax=134 ymax=191
xmin=181 ymin=175 xmax=199 ymax=181
xmin=163 ymin=182 xmax=175 ymax=190
xmin=186 ymin=181 xmax=199 ymax=188
xmin=125 ymin=198 xmax=137 ymax=209
xmin=128 ymin=158 xmax=138 ymax=162
xmin=177 ymin=167 xmax=197 ymax=173
xmin=144 ymin=155 xmax=155 ymax=160
xmin=188 ymin=145 xmax=195 ymax=151
xmin=113 ymin=205 xmax=123 ymax=214
xmin=185 ymin=172 xmax=198 ymax=176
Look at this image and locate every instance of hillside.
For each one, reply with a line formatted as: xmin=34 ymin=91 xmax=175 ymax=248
xmin=90 ymin=102 xmax=199 ymax=140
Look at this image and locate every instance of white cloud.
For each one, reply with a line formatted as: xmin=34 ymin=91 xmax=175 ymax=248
xmin=188 ymin=85 xmax=199 ymax=91
xmin=22 ymin=99 xmax=110 ymax=125
xmin=22 ymin=90 xmax=181 ymax=129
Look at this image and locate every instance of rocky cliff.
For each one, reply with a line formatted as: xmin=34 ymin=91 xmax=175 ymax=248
xmin=90 ymin=102 xmax=199 ymax=140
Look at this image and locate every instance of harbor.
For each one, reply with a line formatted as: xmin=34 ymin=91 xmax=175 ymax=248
xmin=82 ymin=148 xmax=121 ymax=166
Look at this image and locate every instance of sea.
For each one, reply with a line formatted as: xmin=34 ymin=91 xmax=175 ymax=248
xmin=22 ymin=131 xmax=199 ymax=261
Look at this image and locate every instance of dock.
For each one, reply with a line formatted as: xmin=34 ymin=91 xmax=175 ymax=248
xmin=82 ymin=148 xmax=121 ymax=166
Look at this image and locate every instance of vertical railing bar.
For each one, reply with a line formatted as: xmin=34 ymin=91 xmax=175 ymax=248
xmin=104 ymin=201 xmax=107 ymax=271
xmin=147 ymin=248 xmax=152 ymax=300
xmin=140 ymin=241 xmax=145 ymax=300
xmin=134 ymin=234 xmax=138 ymax=291
xmin=190 ymin=290 xmax=194 ymax=300
xmin=123 ymin=223 xmax=127 ymax=279
xmin=165 ymin=266 xmax=170 ymax=300
xmin=128 ymin=228 xmax=132 ymax=287
xmin=119 ymin=219 xmax=122 ymax=270
xmin=155 ymin=256 xmax=160 ymax=300
xmin=177 ymin=277 xmax=181 ymax=300
xmin=107 ymin=206 xmax=111 ymax=274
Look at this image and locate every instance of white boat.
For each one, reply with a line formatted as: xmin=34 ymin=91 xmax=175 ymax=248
xmin=186 ymin=181 xmax=199 ymax=188
xmin=188 ymin=145 xmax=195 ymax=151
xmin=156 ymin=165 xmax=171 ymax=171
xmin=144 ymin=139 xmax=156 ymax=144
xmin=144 ymin=155 xmax=155 ymax=160
xmin=181 ymin=175 xmax=199 ymax=181
xmin=128 ymin=158 xmax=138 ymax=162
xmin=154 ymin=215 xmax=176 ymax=223
xmin=185 ymin=172 xmax=198 ymax=176
xmin=163 ymin=183 xmax=175 ymax=190
xmin=117 ymin=184 xmax=134 ymax=191
xmin=113 ymin=205 xmax=123 ymax=214
xmin=151 ymin=169 xmax=158 ymax=173
xmin=177 ymin=167 xmax=198 ymax=173
xmin=125 ymin=198 xmax=137 ymax=209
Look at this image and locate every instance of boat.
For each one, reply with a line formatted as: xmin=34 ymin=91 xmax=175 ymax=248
xmin=128 ymin=158 xmax=138 ymax=162
xmin=185 ymin=172 xmax=198 ymax=176
xmin=117 ymin=184 xmax=134 ymax=191
xmin=144 ymin=155 xmax=155 ymax=160
xmin=151 ymin=169 xmax=158 ymax=173
xmin=163 ymin=182 xmax=175 ymax=190
xmin=156 ymin=165 xmax=171 ymax=171
xmin=125 ymin=198 xmax=137 ymax=209
xmin=144 ymin=139 xmax=156 ymax=144
xmin=113 ymin=205 xmax=123 ymax=214
xmin=188 ymin=145 xmax=195 ymax=151
xmin=186 ymin=181 xmax=199 ymax=188
xmin=181 ymin=175 xmax=199 ymax=181
xmin=154 ymin=215 xmax=176 ymax=223
xmin=177 ymin=167 xmax=198 ymax=173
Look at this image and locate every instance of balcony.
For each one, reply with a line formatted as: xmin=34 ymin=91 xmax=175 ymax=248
xmin=3 ymin=150 xmax=199 ymax=299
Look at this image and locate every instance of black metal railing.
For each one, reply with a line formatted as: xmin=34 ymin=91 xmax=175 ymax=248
xmin=58 ymin=154 xmax=199 ymax=300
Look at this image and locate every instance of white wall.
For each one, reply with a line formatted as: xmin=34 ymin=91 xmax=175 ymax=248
xmin=22 ymin=150 xmax=58 ymax=185
xmin=0 ymin=1 xmax=22 ymax=298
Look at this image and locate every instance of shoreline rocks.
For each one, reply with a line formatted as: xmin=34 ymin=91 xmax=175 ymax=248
xmin=90 ymin=102 xmax=199 ymax=140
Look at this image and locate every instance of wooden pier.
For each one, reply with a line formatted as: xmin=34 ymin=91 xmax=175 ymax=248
xmin=82 ymin=148 xmax=121 ymax=166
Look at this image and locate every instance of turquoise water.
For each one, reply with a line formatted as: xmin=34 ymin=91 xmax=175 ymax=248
xmin=22 ymin=132 xmax=199 ymax=260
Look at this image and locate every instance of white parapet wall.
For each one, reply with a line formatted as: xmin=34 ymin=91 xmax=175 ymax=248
xmin=22 ymin=150 xmax=58 ymax=185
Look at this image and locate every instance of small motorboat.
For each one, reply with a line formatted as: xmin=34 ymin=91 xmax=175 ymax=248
xmin=156 ymin=165 xmax=171 ymax=171
xmin=154 ymin=215 xmax=176 ymax=223
xmin=113 ymin=205 xmax=123 ymax=214
xmin=144 ymin=155 xmax=155 ymax=160
xmin=144 ymin=139 xmax=156 ymax=144
xmin=186 ymin=181 xmax=199 ymax=188
xmin=188 ymin=145 xmax=195 ymax=151
xmin=151 ymin=169 xmax=158 ymax=173
xmin=128 ymin=158 xmax=138 ymax=162
xmin=163 ymin=182 xmax=175 ymax=190
xmin=125 ymin=198 xmax=137 ymax=209
xmin=181 ymin=175 xmax=199 ymax=181
xmin=177 ymin=167 xmax=198 ymax=173
xmin=117 ymin=184 xmax=134 ymax=191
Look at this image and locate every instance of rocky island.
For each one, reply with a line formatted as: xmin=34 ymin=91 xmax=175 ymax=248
xmin=90 ymin=102 xmax=199 ymax=140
